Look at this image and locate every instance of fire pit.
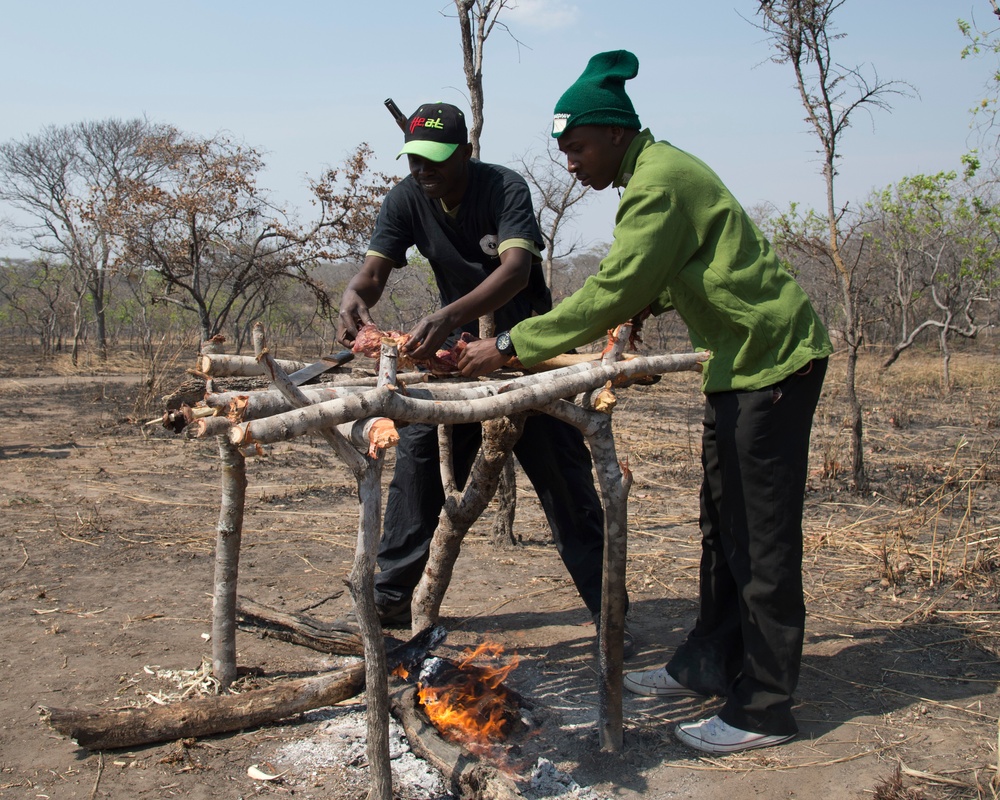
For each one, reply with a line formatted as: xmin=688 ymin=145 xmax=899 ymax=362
xmin=390 ymin=640 xmax=537 ymax=800
xmin=414 ymin=643 xmax=531 ymax=753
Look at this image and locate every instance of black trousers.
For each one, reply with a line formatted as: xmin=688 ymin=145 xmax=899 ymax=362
xmin=668 ymin=359 xmax=827 ymax=735
xmin=375 ymin=413 xmax=609 ymax=615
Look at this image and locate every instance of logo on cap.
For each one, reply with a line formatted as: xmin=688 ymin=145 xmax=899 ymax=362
xmin=552 ymin=113 xmax=570 ymax=136
xmin=397 ymin=103 xmax=469 ymax=162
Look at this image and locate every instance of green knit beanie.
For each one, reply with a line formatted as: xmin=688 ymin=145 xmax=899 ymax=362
xmin=551 ymin=50 xmax=641 ymax=138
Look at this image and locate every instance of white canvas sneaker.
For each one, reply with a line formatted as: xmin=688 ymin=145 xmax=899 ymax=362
xmin=623 ymin=666 xmax=702 ymax=697
xmin=675 ymin=715 xmax=795 ymax=754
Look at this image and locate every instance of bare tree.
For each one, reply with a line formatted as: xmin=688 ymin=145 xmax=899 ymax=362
xmin=755 ymin=0 xmax=912 ymax=492
xmin=450 ymin=0 xmax=530 ymax=544
xmin=452 ymin=0 xmax=522 ymax=157
xmin=0 ymin=118 xmax=168 ymax=363
xmin=514 ymin=136 xmax=591 ymax=290
xmin=106 ymin=129 xmax=391 ymax=344
xmin=0 ymin=257 xmax=73 ymax=354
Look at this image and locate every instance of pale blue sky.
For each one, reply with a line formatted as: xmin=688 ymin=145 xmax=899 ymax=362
xmin=1 ymin=1 xmax=992 ymax=255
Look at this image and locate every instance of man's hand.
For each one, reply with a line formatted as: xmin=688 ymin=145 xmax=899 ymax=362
xmin=402 ymin=309 xmax=459 ymax=361
xmin=458 ymin=338 xmax=509 ymax=378
xmin=336 ymin=256 xmax=394 ymax=347
xmin=337 ymin=288 xmax=375 ymax=347
xmin=402 ymin=245 xmax=534 ymax=360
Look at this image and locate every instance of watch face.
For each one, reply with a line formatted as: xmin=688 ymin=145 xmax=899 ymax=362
xmin=496 ymin=331 xmax=513 ymax=355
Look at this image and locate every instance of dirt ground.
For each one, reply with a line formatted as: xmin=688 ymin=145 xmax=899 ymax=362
xmin=1 ymin=348 xmax=998 ymax=800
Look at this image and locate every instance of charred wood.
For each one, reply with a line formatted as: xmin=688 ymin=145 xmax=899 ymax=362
xmin=235 ymin=597 xmax=363 ymax=655
xmin=390 ymin=685 xmax=524 ymax=800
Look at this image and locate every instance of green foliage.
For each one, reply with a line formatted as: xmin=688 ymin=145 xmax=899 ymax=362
xmin=959 ymin=12 xmax=1000 ymax=160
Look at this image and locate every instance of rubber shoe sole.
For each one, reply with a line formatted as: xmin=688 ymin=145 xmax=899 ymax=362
xmin=623 ymin=666 xmax=702 ymax=697
xmin=675 ymin=715 xmax=795 ymax=754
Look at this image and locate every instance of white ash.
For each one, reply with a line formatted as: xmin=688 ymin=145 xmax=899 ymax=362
xmin=266 ymin=704 xmax=604 ymax=800
xmin=272 ymin=705 xmax=452 ymax=800
xmin=528 ymin=758 xmax=608 ymax=800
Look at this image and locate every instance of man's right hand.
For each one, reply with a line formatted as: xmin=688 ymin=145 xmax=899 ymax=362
xmin=337 ymin=289 xmax=375 ymax=347
xmin=336 ymin=256 xmax=395 ymax=347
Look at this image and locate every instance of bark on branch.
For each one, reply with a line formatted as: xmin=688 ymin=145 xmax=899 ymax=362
xmin=410 ymin=413 xmax=527 ymax=632
xmin=226 ymin=353 xmax=708 ymax=447
xmin=41 ymin=663 xmax=367 ymax=750
xmin=199 ymin=352 xmax=309 ymax=377
xmin=235 ymin=596 xmax=363 ymax=655
xmin=40 ymin=626 xmax=447 ymax=751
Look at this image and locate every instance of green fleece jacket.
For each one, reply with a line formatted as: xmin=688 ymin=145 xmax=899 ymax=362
xmin=510 ymin=130 xmax=833 ymax=393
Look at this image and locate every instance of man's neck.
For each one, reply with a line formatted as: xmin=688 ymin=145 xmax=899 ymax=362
xmin=440 ymin=164 xmax=470 ymax=209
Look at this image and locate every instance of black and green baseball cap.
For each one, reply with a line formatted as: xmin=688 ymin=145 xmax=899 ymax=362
xmin=397 ymin=102 xmax=469 ymax=162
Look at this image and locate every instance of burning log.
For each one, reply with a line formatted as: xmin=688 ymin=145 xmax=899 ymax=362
xmin=412 ymin=645 xmax=529 ymax=750
xmin=391 ymin=686 xmax=524 ymax=800
xmin=389 ymin=640 xmax=530 ymax=800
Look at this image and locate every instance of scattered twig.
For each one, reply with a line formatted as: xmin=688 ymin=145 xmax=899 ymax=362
xmin=15 ymin=538 xmax=28 ymax=572
xmin=88 ymin=752 xmax=103 ymax=800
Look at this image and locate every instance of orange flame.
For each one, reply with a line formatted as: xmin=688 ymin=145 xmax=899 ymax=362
xmin=417 ymin=642 xmax=520 ymax=748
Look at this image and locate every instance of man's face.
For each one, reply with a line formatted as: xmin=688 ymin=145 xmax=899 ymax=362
xmin=557 ymin=125 xmax=625 ymax=191
xmin=407 ymin=144 xmax=472 ymax=207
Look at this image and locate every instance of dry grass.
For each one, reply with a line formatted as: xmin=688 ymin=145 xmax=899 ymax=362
xmin=819 ymin=352 xmax=1000 ymax=597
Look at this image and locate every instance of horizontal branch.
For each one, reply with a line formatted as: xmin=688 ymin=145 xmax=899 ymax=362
xmin=229 ymin=352 xmax=707 ymax=447
xmin=199 ymin=353 xmax=309 ymax=377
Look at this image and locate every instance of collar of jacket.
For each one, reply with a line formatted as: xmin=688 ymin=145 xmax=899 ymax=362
xmin=613 ymin=128 xmax=655 ymax=189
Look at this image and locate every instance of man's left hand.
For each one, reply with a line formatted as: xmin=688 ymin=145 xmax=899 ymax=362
xmin=458 ymin=338 xmax=509 ymax=377
xmin=403 ymin=310 xmax=457 ymax=360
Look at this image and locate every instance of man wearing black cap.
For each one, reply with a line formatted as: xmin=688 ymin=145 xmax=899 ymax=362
xmin=337 ymin=101 xmax=633 ymax=657
xmin=459 ymin=52 xmax=832 ymax=754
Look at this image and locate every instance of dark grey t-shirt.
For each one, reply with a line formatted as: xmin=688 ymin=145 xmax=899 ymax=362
xmin=367 ymin=160 xmax=551 ymax=336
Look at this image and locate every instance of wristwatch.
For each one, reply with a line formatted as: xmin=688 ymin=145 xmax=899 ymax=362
xmin=495 ymin=330 xmax=516 ymax=357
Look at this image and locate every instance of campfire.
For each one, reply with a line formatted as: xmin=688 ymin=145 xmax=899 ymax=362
xmin=394 ymin=641 xmax=528 ymax=756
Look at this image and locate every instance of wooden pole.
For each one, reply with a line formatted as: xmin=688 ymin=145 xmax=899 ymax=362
xmin=250 ymin=322 xmax=395 ymax=800
xmin=409 ymin=413 xmax=526 ymax=633
xmin=590 ymin=417 xmax=630 ymax=752
xmin=346 ymin=339 xmax=396 ymax=800
xmin=212 ymin=436 xmax=246 ymax=689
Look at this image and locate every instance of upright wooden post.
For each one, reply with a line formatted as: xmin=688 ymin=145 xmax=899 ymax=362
xmin=590 ymin=418 xmax=630 ymax=752
xmin=212 ymin=436 xmax=246 ymax=689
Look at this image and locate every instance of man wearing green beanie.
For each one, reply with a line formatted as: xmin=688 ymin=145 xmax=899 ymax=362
xmin=459 ymin=50 xmax=832 ymax=755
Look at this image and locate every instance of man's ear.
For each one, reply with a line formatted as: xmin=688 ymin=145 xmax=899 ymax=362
xmin=457 ymin=142 xmax=474 ymax=161
xmin=609 ymin=126 xmax=626 ymax=146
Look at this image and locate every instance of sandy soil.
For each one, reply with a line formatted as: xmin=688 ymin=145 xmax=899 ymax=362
xmin=0 ymin=353 xmax=998 ymax=800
